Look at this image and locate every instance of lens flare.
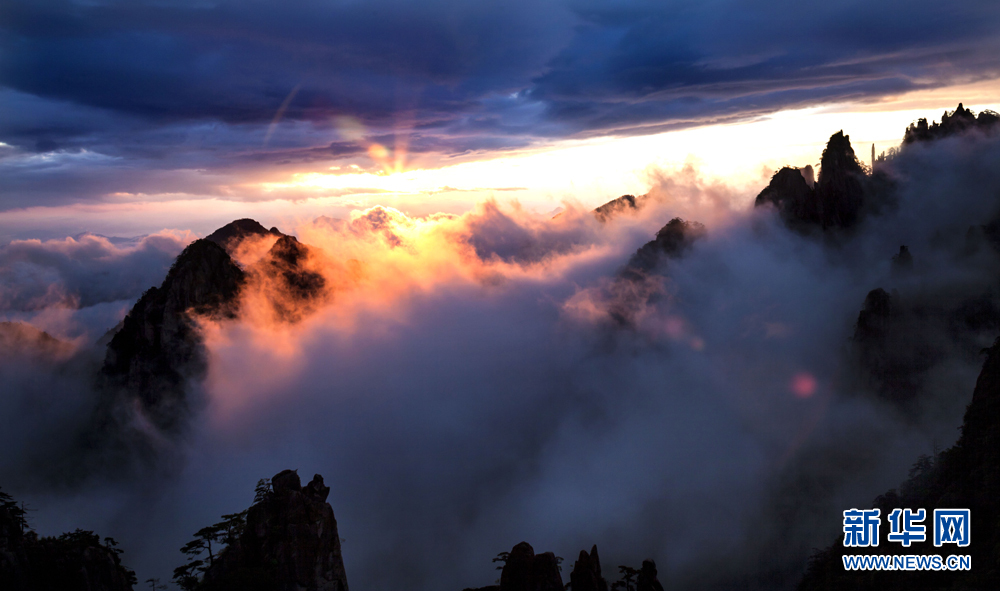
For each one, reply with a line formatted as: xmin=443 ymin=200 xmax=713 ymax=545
xmin=790 ymin=372 xmax=817 ymax=398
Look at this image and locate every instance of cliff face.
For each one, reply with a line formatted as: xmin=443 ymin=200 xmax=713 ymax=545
xmin=754 ymin=168 xmax=817 ymax=226
xmin=99 ymin=238 xmax=245 ymax=435
xmin=798 ymin=337 xmax=1000 ymax=590
xmin=814 ymin=131 xmax=867 ymax=229
xmin=199 ymin=470 xmax=348 ymax=591
xmin=1 ymin=490 xmax=136 ymax=591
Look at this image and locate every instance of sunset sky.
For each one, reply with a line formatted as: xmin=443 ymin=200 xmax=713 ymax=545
xmin=5 ymin=3 xmax=1000 ymax=589
xmin=3 ymin=0 xmax=1000 ymax=241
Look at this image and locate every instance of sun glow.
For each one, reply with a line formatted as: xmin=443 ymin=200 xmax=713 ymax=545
xmin=3 ymin=82 xmax=999 ymax=245
xmin=259 ymin=87 xmax=1000 ymax=220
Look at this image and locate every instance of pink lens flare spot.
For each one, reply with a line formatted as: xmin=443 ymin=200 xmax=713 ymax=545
xmin=791 ymin=372 xmax=817 ymax=398
xmin=664 ymin=316 xmax=685 ymax=339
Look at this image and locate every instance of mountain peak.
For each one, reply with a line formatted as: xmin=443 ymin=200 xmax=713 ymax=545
xmin=205 ymin=219 xmax=285 ymax=253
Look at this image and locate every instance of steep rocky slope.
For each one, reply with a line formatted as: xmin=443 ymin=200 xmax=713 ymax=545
xmin=97 ymin=238 xmax=245 ymax=436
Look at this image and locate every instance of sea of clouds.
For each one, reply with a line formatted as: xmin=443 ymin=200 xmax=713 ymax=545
xmin=2 ymin=130 xmax=1000 ymax=590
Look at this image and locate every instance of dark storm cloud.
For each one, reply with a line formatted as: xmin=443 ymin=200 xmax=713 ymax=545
xmin=1 ymin=0 xmax=999 ymax=207
xmin=531 ymin=0 xmax=1000 ymax=134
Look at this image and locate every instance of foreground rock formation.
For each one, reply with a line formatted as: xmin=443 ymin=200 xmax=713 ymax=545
xmin=194 ymin=470 xmax=348 ymax=591
xmin=569 ymin=545 xmax=608 ymax=591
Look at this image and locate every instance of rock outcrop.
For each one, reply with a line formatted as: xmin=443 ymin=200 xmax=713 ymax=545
xmin=594 ymin=194 xmax=643 ymax=222
xmin=850 ymin=288 xmax=918 ymax=403
xmin=620 ymin=217 xmax=706 ymax=282
xmin=198 ymin=470 xmax=348 ymax=591
xmin=1 ymin=488 xmax=136 ymax=591
xmin=605 ymin=217 xmax=706 ymax=326
xmin=756 ymin=131 xmax=879 ymax=231
xmin=799 ymin=336 xmax=1000 ymax=590
xmin=252 ymin=235 xmax=327 ymax=322
xmin=569 ymin=545 xmax=608 ymax=591
xmin=754 ymin=167 xmax=817 ymax=226
xmin=890 ymin=245 xmax=913 ymax=276
xmin=814 ymin=131 xmax=867 ymax=229
xmin=498 ymin=541 xmax=563 ymax=591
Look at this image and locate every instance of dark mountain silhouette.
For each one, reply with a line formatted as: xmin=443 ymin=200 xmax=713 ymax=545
xmin=798 ymin=336 xmax=1000 ymax=590
xmin=97 ymin=239 xmax=245 ymax=437
xmin=620 ymin=217 xmax=706 ymax=282
xmin=756 ymin=131 xmax=893 ymax=231
xmin=462 ymin=545 xmax=663 ymax=591
xmin=890 ymin=245 xmax=912 ymax=276
xmin=634 ymin=560 xmax=665 ymax=591
xmin=850 ymin=288 xmax=925 ymax=404
xmin=754 ymin=167 xmax=817 ymax=226
xmin=175 ymin=470 xmax=348 ymax=591
xmin=0 ymin=487 xmax=137 ymax=591
xmin=205 ymin=219 xmax=285 ymax=254
xmin=83 ymin=218 xmax=328 ymax=467
xmin=570 ymin=545 xmax=608 ymax=591
xmin=903 ymin=103 xmax=1000 ymax=145
xmin=849 ymin=274 xmax=1000 ymax=408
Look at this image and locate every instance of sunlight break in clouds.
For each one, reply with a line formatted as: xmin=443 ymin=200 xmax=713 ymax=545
xmin=3 ymin=86 xmax=999 ymax=244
